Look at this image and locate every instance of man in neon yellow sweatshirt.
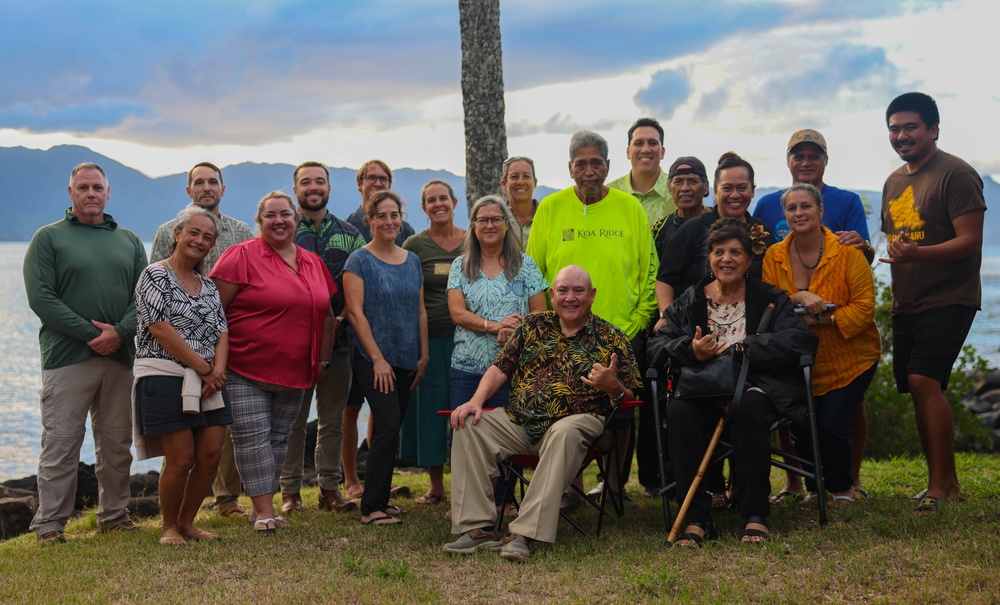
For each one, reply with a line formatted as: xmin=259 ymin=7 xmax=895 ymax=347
xmin=527 ymin=130 xmax=658 ymax=339
xmin=526 ymin=131 xmax=657 ymax=506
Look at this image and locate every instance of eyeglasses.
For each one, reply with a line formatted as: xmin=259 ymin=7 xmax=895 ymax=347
xmin=473 ymin=216 xmax=506 ymax=226
xmin=363 ymin=175 xmax=390 ymax=185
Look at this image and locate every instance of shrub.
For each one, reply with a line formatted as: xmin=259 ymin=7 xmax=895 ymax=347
xmin=864 ymin=276 xmax=992 ymax=458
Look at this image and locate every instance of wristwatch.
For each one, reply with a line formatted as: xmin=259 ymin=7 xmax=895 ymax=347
xmin=612 ymin=386 xmax=626 ymax=405
xmin=320 ymin=360 xmax=332 ymax=370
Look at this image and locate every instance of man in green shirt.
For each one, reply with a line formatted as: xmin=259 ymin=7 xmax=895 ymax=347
xmin=24 ymin=163 xmax=148 ymax=545
xmin=607 ymin=117 xmax=677 ymax=227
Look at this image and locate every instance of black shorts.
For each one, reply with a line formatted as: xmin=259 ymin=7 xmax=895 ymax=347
xmin=891 ymin=305 xmax=977 ymax=393
xmin=136 ymin=376 xmax=233 ymax=435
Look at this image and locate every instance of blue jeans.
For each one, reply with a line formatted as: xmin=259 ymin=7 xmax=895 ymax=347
xmin=450 ymin=367 xmax=512 ymax=506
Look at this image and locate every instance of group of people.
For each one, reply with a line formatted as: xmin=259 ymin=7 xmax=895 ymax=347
xmin=24 ymin=91 xmax=985 ymax=559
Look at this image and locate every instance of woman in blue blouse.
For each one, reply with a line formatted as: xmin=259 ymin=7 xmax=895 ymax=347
xmin=344 ymin=190 xmax=429 ymax=526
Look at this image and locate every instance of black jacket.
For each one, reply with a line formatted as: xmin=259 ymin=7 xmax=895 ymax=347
xmin=647 ymin=276 xmax=818 ymax=422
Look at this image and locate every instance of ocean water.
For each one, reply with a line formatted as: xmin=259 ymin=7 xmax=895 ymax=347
xmin=2 ymin=241 xmax=998 ymax=481
xmin=0 ymin=241 xmax=369 ymax=481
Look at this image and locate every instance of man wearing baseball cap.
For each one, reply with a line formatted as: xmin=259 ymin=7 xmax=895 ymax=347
xmin=752 ymin=129 xmax=873 ymax=504
xmin=753 ymin=129 xmax=874 ymax=263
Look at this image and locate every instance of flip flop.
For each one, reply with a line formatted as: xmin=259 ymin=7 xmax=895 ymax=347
xmin=415 ymin=492 xmax=444 ymax=505
xmin=383 ymin=504 xmax=405 ymax=516
xmin=182 ymin=527 xmax=221 ymax=541
xmin=831 ymin=494 xmax=854 ymax=508
xmin=159 ymin=529 xmax=186 ymax=546
xmin=769 ymin=489 xmax=803 ymax=505
xmin=253 ymin=518 xmax=276 ymax=534
xmin=914 ymin=495 xmax=946 ymax=514
xmin=389 ymin=485 xmax=411 ymax=498
xmin=362 ymin=512 xmax=402 ymax=526
xmin=219 ymin=504 xmax=248 ymax=518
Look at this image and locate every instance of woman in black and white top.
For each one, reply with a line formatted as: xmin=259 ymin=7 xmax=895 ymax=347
xmin=134 ymin=207 xmax=231 ymax=545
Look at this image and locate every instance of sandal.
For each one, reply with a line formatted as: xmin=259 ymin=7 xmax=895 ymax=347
xmin=741 ymin=516 xmax=769 ymax=544
xmin=383 ymin=504 xmax=405 ymax=516
xmin=159 ymin=528 xmax=186 ymax=546
xmin=914 ymin=495 xmax=946 ymax=514
xmin=831 ymin=493 xmax=854 ymax=508
xmin=415 ymin=492 xmax=444 ymax=505
xmin=219 ymin=504 xmax=248 ymax=518
xmin=672 ymin=521 xmax=714 ymax=548
xmin=253 ymin=518 xmax=277 ymax=534
xmin=389 ymin=485 xmax=411 ymax=498
xmin=911 ymin=488 xmax=929 ymax=501
xmin=710 ymin=491 xmax=730 ymax=510
xmin=345 ymin=487 xmax=364 ymax=500
xmin=769 ymin=489 xmax=803 ymax=505
xmin=180 ymin=526 xmax=221 ymax=541
xmin=362 ymin=512 xmax=402 ymax=526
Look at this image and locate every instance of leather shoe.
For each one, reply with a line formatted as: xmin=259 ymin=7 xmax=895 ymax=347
xmin=318 ymin=488 xmax=358 ymax=512
xmin=281 ymin=492 xmax=302 ymax=513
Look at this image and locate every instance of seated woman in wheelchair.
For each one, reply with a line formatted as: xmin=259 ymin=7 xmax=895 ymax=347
xmin=648 ymin=219 xmax=817 ymax=545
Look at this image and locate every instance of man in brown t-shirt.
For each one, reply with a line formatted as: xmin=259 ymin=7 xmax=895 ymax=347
xmin=880 ymin=92 xmax=987 ymax=514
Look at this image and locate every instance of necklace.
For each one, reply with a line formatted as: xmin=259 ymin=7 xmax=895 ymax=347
xmin=714 ymin=282 xmax=743 ymax=308
xmin=793 ymin=239 xmax=824 ymax=269
xmin=164 ymin=260 xmax=201 ymax=297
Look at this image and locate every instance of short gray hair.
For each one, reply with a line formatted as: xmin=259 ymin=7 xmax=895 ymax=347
xmin=569 ymin=131 xmax=609 ymax=162
xmin=69 ymin=162 xmax=107 ymax=187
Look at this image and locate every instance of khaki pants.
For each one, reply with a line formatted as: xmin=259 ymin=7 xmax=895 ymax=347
xmin=450 ymin=409 xmax=603 ymax=544
xmin=280 ymin=349 xmax=352 ymax=494
xmin=30 ymin=358 xmax=134 ymax=536
xmin=210 ymin=428 xmax=242 ymax=510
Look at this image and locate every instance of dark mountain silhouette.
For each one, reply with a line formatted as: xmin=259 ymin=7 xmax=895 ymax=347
xmin=2 ymin=145 xmax=994 ymax=243
xmin=0 ymin=145 xmax=557 ymax=241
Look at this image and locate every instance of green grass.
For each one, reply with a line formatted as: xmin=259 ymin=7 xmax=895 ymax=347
xmin=2 ymin=454 xmax=999 ymax=604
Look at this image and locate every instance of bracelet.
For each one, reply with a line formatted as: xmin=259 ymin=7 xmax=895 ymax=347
xmin=198 ymin=362 xmax=214 ymax=377
xmin=484 ymin=318 xmax=489 ymax=333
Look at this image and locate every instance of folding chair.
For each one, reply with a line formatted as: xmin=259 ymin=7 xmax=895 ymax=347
xmin=496 ymin=399 xmax=641 ymax=538
xmin=648 ymin=354 xmax=828 ymax=536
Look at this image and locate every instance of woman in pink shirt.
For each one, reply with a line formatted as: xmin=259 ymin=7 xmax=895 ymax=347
xmin=211 ymin=191 xmax=336 ymax=533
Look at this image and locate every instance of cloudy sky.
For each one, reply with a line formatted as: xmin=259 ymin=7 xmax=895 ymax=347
xmin=1 ymin=0 xmax=996 ymax=193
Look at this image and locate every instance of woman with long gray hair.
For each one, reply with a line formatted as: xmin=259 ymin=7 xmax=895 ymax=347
xmin=447 ymin=195 xmax=548 ymax=514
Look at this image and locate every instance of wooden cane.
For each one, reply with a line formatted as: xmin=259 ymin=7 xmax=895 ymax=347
xmin=666 ymin=405 xmax=728 ymax=545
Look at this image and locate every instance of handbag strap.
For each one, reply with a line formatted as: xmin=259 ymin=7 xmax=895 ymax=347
xmin=729 ymin=302 xmax=776 ymax=419
xmin=726 ymin=348 xmax=750 ymax=419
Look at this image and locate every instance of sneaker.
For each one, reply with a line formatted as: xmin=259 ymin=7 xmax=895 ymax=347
xmin=499 ymin=533 xmax=532 ymax=561
xmin=586 ymin=481 xmax=604 ymax=499
xmin=37 ymin=531 xmax=66 ymax=546
xmin=620 ymin=493 xmax=641 ymax=510
xmin=442 ymin=527 xmax=502 ymax=554
xmin=98 ymin=518 xmax=139 ymax=533
xmin=560 ymin=492 xmax=584 ymax=512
